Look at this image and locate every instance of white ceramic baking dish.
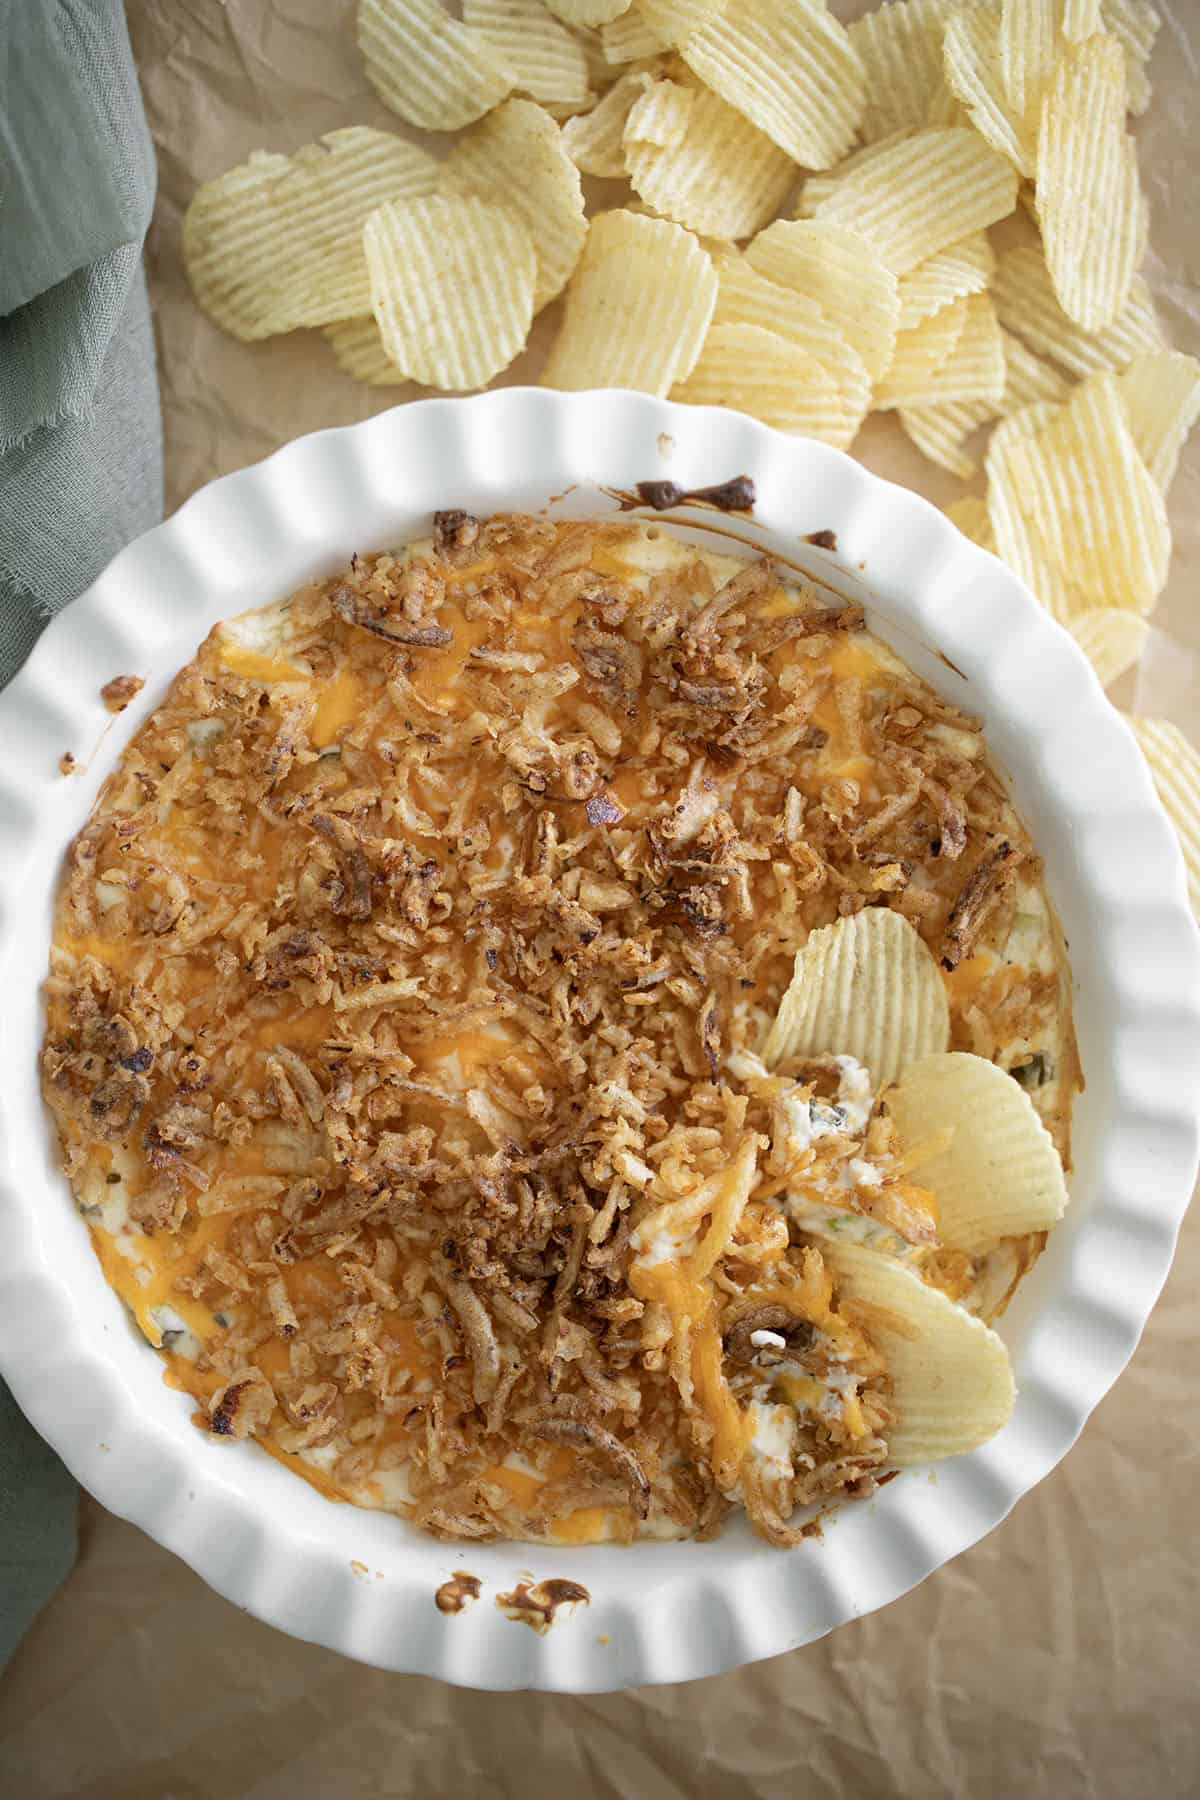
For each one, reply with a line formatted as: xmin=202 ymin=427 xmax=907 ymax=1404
xmin=0 ymin=389 xmax=1196 ymax=1692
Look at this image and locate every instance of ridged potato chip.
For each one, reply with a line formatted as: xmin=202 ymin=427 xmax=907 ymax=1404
xmin=602 ymin=7 xmax=666 ymax=60
xmin=1037 ymin=32 xmax=1147 ymax=332
xmin=719 ymin=261 xmax=867 ymax=383
xmin=986 ymin=404 xmax=1093 ymax=623
xmin=998 ymin=0 xmax=1059 ymax=144
xmin=636 ymin=0 xmax=715 ymax=37
xmin=808 ymin=127 xmax=1018 ymax=275
xmin=925 ymin=75 xmax=969 ymax=128
xmin=461 ymin=0 xmax=592 ymax=107
xmin=849 ymin=0 xmax=958 ymax=143
xmin=1001 ymin=326 xmax=1071 ymax=410
xmin=745 ymin=220 xmax=899 ymax=383
xmin=874 ymin=296 xmax=969 ymax=409
xmin=567 ymin=16 xmax=624 ymax=94
xmin=998 ymin=372 xmax=1170 ymax=613
xmin=933 ymin=289 xmax=1005 ymax=404
xmin=983 ymin=405 xmax=1067 ymax=606
xmin=442 ymin=99 xmax=587 ymax=311
xmin=896 ymin=232 xmax=994 ymax=331
xmin=365 ymin=194 xmax=536 ymax=390
xmin=669 ymin=0 xmax=866 ymax=172
xmin=1072 ymin=0 xmax=1108 ymax=33
xmin=1115 ymin=351 xmax=1200 ymax=493
xmin=824 ymin=1242 xmax=1015 ymax=1465
xmin=1067 ymin=609 xmax=1148 ymax=689
xmin=1101 ymin=0 xmax=1159 ymax=115
xmin=985 ymin=405 xmax=1091 ymax=622
xmin=992 ymin=246 xmax=1165 ymax=379
xmin=877 ymin=292 xmax=1004 ymax=411
xmin=623 ymin=82 xmax=796 ymax=241
xmin=184 ymin=129 xmax=440 ymax=341
xmin=763 ymin=908 xmax=950 ymax=1086
xmin=886 ymin=1052 xmax=1069 ymax=1253
xmin=671 ymin=322 xmax=857 ymax=446
xmin=358 ymin=0 xmax=513 ymax=130
xmin=945 ymin=494 xmax=996 ymax=551
xmin=793 ymin=128 xmax=918 ymax=218
xmin=712 ymin=258 xmax=871 ymax=441
xmin=183 ymin=145 xmax=316 ymax=340
xmin=900 ymin=398 xmax=996 ymax=478
xmin=989 ymin=401 xmax=1061 ymax=453
xmin=324 ymin=316 xmax=409 ymax=385
xmin=1128 ymin=718 xmax=1200 ymax=914
xmin=562 ymin=68 xmax=657 ymax=175
xmin=545 ymin=0 xmax=632 ymax=23
xmin=624 ymin=76 xmax=693 ymax=145
xmin=1062 ymin=0 xmax=1103 ymax=39
xmin=542 ymin=209 xmax=716 ymax=393
xmin=942 ymin=7 xmax=1031 ymax=175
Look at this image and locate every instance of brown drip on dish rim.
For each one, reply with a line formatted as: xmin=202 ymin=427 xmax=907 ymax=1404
xmin=612 ymin=475 xmax=757 ymax=514
xmin=435 ymin=1570 xmax=482 ymax=1615
xmin=496 ymin=1578 xmax=590 ymax=1633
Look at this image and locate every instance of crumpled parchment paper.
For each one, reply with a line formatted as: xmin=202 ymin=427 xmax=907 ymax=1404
xmin=1 ymin=4 xmax=1196 ymax=1793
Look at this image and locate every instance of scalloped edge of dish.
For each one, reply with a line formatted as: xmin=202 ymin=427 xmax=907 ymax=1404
xmin=0 ymin=389 xmax=1196 ymax=1692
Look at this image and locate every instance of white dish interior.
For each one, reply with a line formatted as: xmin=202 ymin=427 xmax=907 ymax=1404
xmin=0 ymin=389 xmax=1196 ymax=1691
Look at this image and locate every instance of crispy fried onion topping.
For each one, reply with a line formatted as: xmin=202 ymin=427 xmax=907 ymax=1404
xmin=42 ymin=514 xmax=1048 ymax=1548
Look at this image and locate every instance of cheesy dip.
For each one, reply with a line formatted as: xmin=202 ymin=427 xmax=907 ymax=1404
xmin=42 ymin=511 xmax=1077 ymax=1547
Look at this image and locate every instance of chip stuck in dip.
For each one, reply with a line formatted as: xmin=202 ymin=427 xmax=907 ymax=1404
xmin=42 ymin=512 xmax=1077 ymax=1547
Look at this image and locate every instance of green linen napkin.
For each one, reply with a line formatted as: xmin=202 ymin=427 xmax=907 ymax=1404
xmin=0 ymin=0 xmax=163 ymax=1663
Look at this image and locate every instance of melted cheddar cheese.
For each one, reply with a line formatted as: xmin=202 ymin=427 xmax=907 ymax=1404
xmin=44 ymin=515 xmax=1075 ymax=1549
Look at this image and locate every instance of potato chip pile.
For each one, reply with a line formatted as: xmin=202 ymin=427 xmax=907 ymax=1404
xmin=182 ymin=0 xmax=1200 ymax=914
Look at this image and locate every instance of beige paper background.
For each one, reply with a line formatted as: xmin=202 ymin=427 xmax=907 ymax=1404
xmin=1 ymin=4 xmax=1197 ymax=1793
